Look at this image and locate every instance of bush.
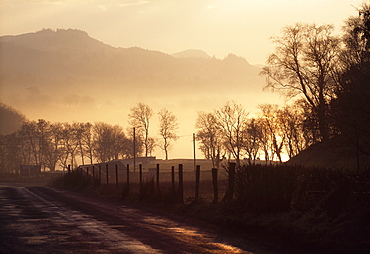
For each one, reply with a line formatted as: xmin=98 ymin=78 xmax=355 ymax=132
xmin=234 ymin=164 xmax=370 ymax=215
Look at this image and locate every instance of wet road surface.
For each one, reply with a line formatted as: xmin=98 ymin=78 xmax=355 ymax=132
xmin=0 ymin=186 xmax=279 ymax=254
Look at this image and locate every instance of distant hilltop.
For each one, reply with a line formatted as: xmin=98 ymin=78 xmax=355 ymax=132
xmin=171 ymin=49 xmax=212 ymax=59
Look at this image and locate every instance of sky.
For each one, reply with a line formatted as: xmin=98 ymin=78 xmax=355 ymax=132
xmin=0 ymin=0 xmax=363 ymax=65
xmin=0 ymin=0 xmax=365 ymax=161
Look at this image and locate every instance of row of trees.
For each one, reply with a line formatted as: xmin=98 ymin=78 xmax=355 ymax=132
xmin=195 ymin=101 xmax=309 ymax=169
xmin=261 ymin=3 xmax=370 ymax=170
xmin=0 ymin=105 xmax=179 ymax=173
xmin=197 ymin=3 xmax=370 ymax=171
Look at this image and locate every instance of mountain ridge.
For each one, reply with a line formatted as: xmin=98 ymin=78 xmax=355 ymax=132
xmin=0 ymin=28 xmax=278 ymax=126
xmin=0 ymin=28 xmax=263 ymax=95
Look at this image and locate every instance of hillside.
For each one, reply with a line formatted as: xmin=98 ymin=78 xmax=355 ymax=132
xmin=0 ymin=29 xmax=263 ymax=97
xmin=171 ymin=49 xmax=212 ymax=59
xmin=287 ymin=136 xmax=370 ymax=170
xmin=0 ymin=103 xmax=26 ymax=135
xmin=0 ymin=29 xmax=281 ymax=151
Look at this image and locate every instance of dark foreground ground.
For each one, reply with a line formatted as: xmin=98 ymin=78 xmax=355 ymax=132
xmin=0 ymin=181 xmax=300 ymax=254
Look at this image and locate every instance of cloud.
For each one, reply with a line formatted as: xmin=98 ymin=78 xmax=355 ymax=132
xmin=119 ymin=0 xmax=149 ymax=8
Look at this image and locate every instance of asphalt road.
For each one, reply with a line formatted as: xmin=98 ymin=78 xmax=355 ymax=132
xmin=0 ymin=185 xmax=282 ymax=254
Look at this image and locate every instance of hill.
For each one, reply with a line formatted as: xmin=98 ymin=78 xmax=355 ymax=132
xmin=0 ymin=103 xmax=25 ymax=135
xmin=171 ymin=49 xmax=212 ymax=59
xmin=0 ymin=29 xmax=263 ymax=98
xmin=287 ymin=136 xmax=370 ymax=170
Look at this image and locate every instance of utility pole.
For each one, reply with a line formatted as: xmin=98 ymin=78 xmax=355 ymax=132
xmin=193 ymin=133 xmax=196 ymax=172
xmin=133 ymin=127 xmax=136 ymax=172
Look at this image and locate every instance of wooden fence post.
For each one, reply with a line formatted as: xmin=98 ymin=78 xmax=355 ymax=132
xmin=195 ymin=165 xmax=200 ymax=202
xmin=92 ymin=166 xmax=95 ymax=179
xmin=139 ymin=164 xmax=143 ymax=188
xmin=99 ymin=164 xmax=102 ymax=184
xmin=212 ymin=168 xmax=218 ymax=203
xmin=171 ymin=166 xmax=175 ymax=193
xmin=68 ymin=164 xmax=71 ymax=174
xmin=156 ymin=164 xmax=160 ymax=192
xmin=106 ymin=163 xmax=109 ymax=185
xmin=126 ymin=164 xmax=130 ymax=194
xmin=115 ymin=164 xmax=119 ymax=189
xmin=226 ymin=162 xmax=236 ymax=203
xmin=126 ymin=164 xmax=130 ymax=185
xmin=86 ymin=166 xmax=89 ymax=179
xmin=178 ymin=164 xmax=184 ymax=203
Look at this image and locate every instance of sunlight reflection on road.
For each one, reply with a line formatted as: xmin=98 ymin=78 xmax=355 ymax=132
xmin=168 ymin=227 xmax=250 ymax=253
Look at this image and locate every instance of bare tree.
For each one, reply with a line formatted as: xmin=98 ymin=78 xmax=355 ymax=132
xmin=261 ymin=23 xmax=341 ymax=142
xmin=128 ymin=103 xmax=153 ymax=157
xmin=242 ymin=118 xmax=263 ymax=165
xmin=277 ymin=102 xmax=306 ymax=159
xmin=81 ymin=122 xmax=95 ymax=165
xmin=43 ymin=122 xmax=64 ymax=171
xmin=19 ymin=120 xmax=40 ymax=165
xmin=58 ymin=123 xmax=79 ymax=170
xmin=93 ymin=122 xmax=128 ymax=163
xmin=215 ymin=101 xmax=248 ymax=169
xmin=158 ymin=108 xmax=178 ymax=160
xmin=196 ymin=111 xmax=225 ymax=169
xmin=258 ymin=104 xmax=286 ymax=163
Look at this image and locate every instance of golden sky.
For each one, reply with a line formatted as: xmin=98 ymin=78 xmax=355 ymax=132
xmin=0 ymin=0 xmax=362 ymax=64
xmin=0 ymin=0 xmax=364 ymax=160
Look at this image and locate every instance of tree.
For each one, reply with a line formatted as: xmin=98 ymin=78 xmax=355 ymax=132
xmin=0 ymin=133 xmax=22 ymax=174
xmin=242 ymin=118 xmax=263 ymax=165
xmin=81 ymin=122 xmax=95 ymax=165
xmin=258 ymin=104 xmax=286 ymax=163
xmin=128 ymin=103 xmax=153 ymax=157
xmin=43 ymin=122 xmax=64 ymax=171
xmin=93 ymin=122 xmax=129 ymax=163
xmin=196 ymin=112 xmax=225 ymax=169
xmin=58 ymin=123 xmax=79 ymax=170
xmin=158 ymin=108 xmax=178 ymax=160
xmin=331 ymin=3 xmax=370 ymax=170
xmin=214 ymin=101 xmax=248 ymax=168
xmin=261 ymin=23 xmax=341 ymax=142
xmin=277 ymin=102 xmax=306 ymax=159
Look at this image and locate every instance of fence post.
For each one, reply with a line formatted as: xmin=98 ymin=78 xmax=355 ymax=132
xmin=106 ymin=163 xmax=109 ymax=185
xmin=68 ymin=164 xmax=71 ymax=174
xmin=212 ymin=168 xmax=218 ymax=203
xmin=225 ymin=162 xmax=236 ymax=203
xmin=99 ymin=164 xmax=102 ymax=184
xmin=92 ymin=165 xmax=95 ymax=179
xmin=139 ymin=164 xmax=143 ymax=188
xmin=115 ymin=164 xmax=119 ymax=189
xmin=195 ymin=165 xmax=200 ymax=202
xmin=156 ymin=164 xmax=160 ymax=192
xmin=126 ymin=164 xmax=130 ymax=185
xmin=178 ymin=164 xmax=184 ymax=203
xmin=86 ymin=166 xmax=89 ymax=179
xmin=126 ymin=164 xmax=130 ymax=194
xmin=171 ymin=166 xmax=175 ymax=193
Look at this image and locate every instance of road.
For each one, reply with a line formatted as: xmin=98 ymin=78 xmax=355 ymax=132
xmin=0 ymin=185 xmax=281 ymax=254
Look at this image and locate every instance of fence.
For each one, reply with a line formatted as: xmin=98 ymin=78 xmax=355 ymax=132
xmin=64 ymin=162 xmax=370 ymax=213
xmin=69 ymin=162 xmax=237 ymax=204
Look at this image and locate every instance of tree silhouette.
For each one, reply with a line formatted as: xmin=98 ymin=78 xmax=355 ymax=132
xmin=158 ymin=108 xmax=178 ymax=160
xmin=261 ymin=23 xmax=340 ymax=142
xmin=128 ymin=103 xmax=153 ymax=158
